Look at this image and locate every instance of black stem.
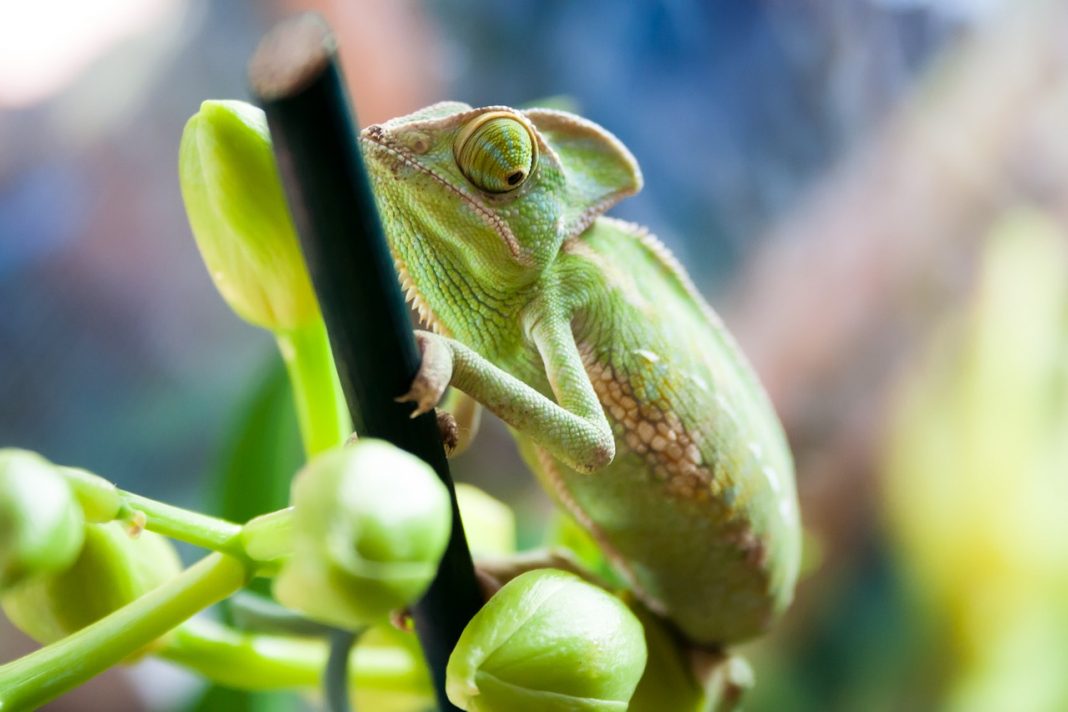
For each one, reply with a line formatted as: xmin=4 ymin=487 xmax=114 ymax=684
xmin=248 ymin=13 xmax=482 ymax=712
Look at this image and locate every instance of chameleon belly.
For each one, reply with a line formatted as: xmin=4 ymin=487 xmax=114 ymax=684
xmin=523 ymin=217 xmax=801 ymax=645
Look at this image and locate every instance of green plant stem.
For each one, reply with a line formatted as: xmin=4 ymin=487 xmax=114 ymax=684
xmin=228 ymin=590 xmax=333 ymax=636
xmin=276 ymin=319 xmax=351 ymax=458
xmin=0 ymin=553 xmax=249 ymax=710
xmin=326 ymin=629 xmax=359 ymax=712
xmin=240 ymin=508 xmax=294 ymax=567
xmin=159 ymin=619 xmax=429 ymax=693
xmin=120 ymin=493 xmax=245 ymax=557
xmin=275 ymin=314 xmax=354 ymax=712
xmin=115 ymin=491 xmax=293 ymax=569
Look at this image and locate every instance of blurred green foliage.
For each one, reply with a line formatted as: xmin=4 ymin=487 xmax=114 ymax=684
xmin=885 ymin=209 xmax=1068 ymax=711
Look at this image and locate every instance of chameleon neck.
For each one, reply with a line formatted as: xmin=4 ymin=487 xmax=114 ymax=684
xmin=392 ymin=235 xmax=530 ymax=354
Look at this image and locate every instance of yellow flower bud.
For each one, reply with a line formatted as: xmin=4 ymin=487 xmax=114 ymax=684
xmin=455 ymin=483 xmax=515 ymax=557
xmin=886 ymin=211 xmax=1068 ymax=661
xmin=179 ymin=100 xmax=319 ymax=332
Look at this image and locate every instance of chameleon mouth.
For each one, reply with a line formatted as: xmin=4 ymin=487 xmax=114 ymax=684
xmin=358 ymin=132 xmax=449 ymax=337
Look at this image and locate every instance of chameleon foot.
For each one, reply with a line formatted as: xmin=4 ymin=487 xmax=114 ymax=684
xmin=436 ymin=409 xmax=460 ymax=455
xmin=689 ymin=648 xmax=754 ymax=712
xmin=342 ymin=406 xmax=456 ymax=455
xmin=396 ymin=330 xmax=453 ymax=417
xmin=345 ymin=410 xmax=458 ymax=454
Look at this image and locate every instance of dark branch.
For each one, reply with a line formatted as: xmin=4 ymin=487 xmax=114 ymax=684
xmin=249 ymin=13 xmax=483 ymax=711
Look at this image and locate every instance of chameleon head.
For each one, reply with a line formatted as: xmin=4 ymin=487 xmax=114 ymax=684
xmin=360 ymin=102 xmax=642 ymax=331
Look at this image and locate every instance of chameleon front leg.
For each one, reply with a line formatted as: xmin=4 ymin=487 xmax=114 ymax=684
xmin=398 ymin=320 xmax=614 ymax=474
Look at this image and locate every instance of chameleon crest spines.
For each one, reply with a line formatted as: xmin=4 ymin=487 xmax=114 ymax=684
xmin=360 ymin=103 xmax=801 ymax=646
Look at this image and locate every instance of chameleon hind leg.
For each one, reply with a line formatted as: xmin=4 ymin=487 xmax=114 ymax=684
xmin=473 ymin=547 xmax=613 ymax=595
xmin=627 ymin=597 xmax=754 ymax=712
xmin=692 ymin=649 xmax=753 ymax=712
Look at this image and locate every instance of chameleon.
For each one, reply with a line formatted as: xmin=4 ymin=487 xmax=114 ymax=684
xmin=359 ymin=102 xmax=801 ymax=647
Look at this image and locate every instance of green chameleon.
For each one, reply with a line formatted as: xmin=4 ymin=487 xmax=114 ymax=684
xmin=360 ymin=102 xmax=801 ymax=649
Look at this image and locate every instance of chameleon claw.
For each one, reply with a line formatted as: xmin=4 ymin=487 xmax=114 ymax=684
xmin=394 ymin=390 xmax=436 ymax=418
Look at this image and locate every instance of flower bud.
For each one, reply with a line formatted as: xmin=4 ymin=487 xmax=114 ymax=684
xmin=2 ymin=521 xmax=181 ymax=647
xmin=0 ymin=449 xmax=85 ymax=591
xmin=179 ymin=99 xmax=319 ymax=332
xmin=455 ymin=483 xmax=515 ymax=557
xmin=545 ymin=510 xmax=622 ymax=587
xmin=273 ymin=440 xmax=452 ymax=629
xmin=58 ymin=466 xmax=122 ymax=523
xmin=446 ymin=569 xmax=647 ymax=711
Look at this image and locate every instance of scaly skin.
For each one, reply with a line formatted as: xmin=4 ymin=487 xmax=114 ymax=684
xmin=360 ymin=102 xmax=801 ymax=646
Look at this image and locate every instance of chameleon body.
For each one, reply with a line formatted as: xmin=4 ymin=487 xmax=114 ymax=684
xmin=360 ymin=102 xmax=801 ymax=645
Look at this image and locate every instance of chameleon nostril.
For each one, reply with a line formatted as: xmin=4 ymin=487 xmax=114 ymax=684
xmin=407 ymin=132 xmax=431 ymax=154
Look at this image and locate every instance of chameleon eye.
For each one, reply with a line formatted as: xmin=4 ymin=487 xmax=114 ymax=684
xmin=453 ymin=113 xmax=537 ymax=193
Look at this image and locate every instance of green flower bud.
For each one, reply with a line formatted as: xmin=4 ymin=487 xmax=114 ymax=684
xmin=273 ymin=440 xmax=452 ymax=629
xmin=0 ymin=449 xmax=85 ymax=591
xmin=446 ymin=569 xmax=648 ymax=712
xmin=351 ymin=624 xmax=436 ymax=712
xmin=2 ymin=521 xmax=181 ymax=648
xmin=179 ymin=99 xmax=319 ymax=332
xmin=455 ymin=483 xmax=515 ymax=557
xmin=545 ymin=510 xmax=622 ymax=587
xmin=57 ymin=466 xmax=123 ymax=523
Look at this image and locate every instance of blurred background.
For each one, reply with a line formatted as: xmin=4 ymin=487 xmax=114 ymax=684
xmin=2 ymin=0 xmax=1067 ymax=709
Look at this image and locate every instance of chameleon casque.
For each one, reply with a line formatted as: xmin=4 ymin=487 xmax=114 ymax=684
xmin=359 ymin=102 xmax=801 ymax=647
